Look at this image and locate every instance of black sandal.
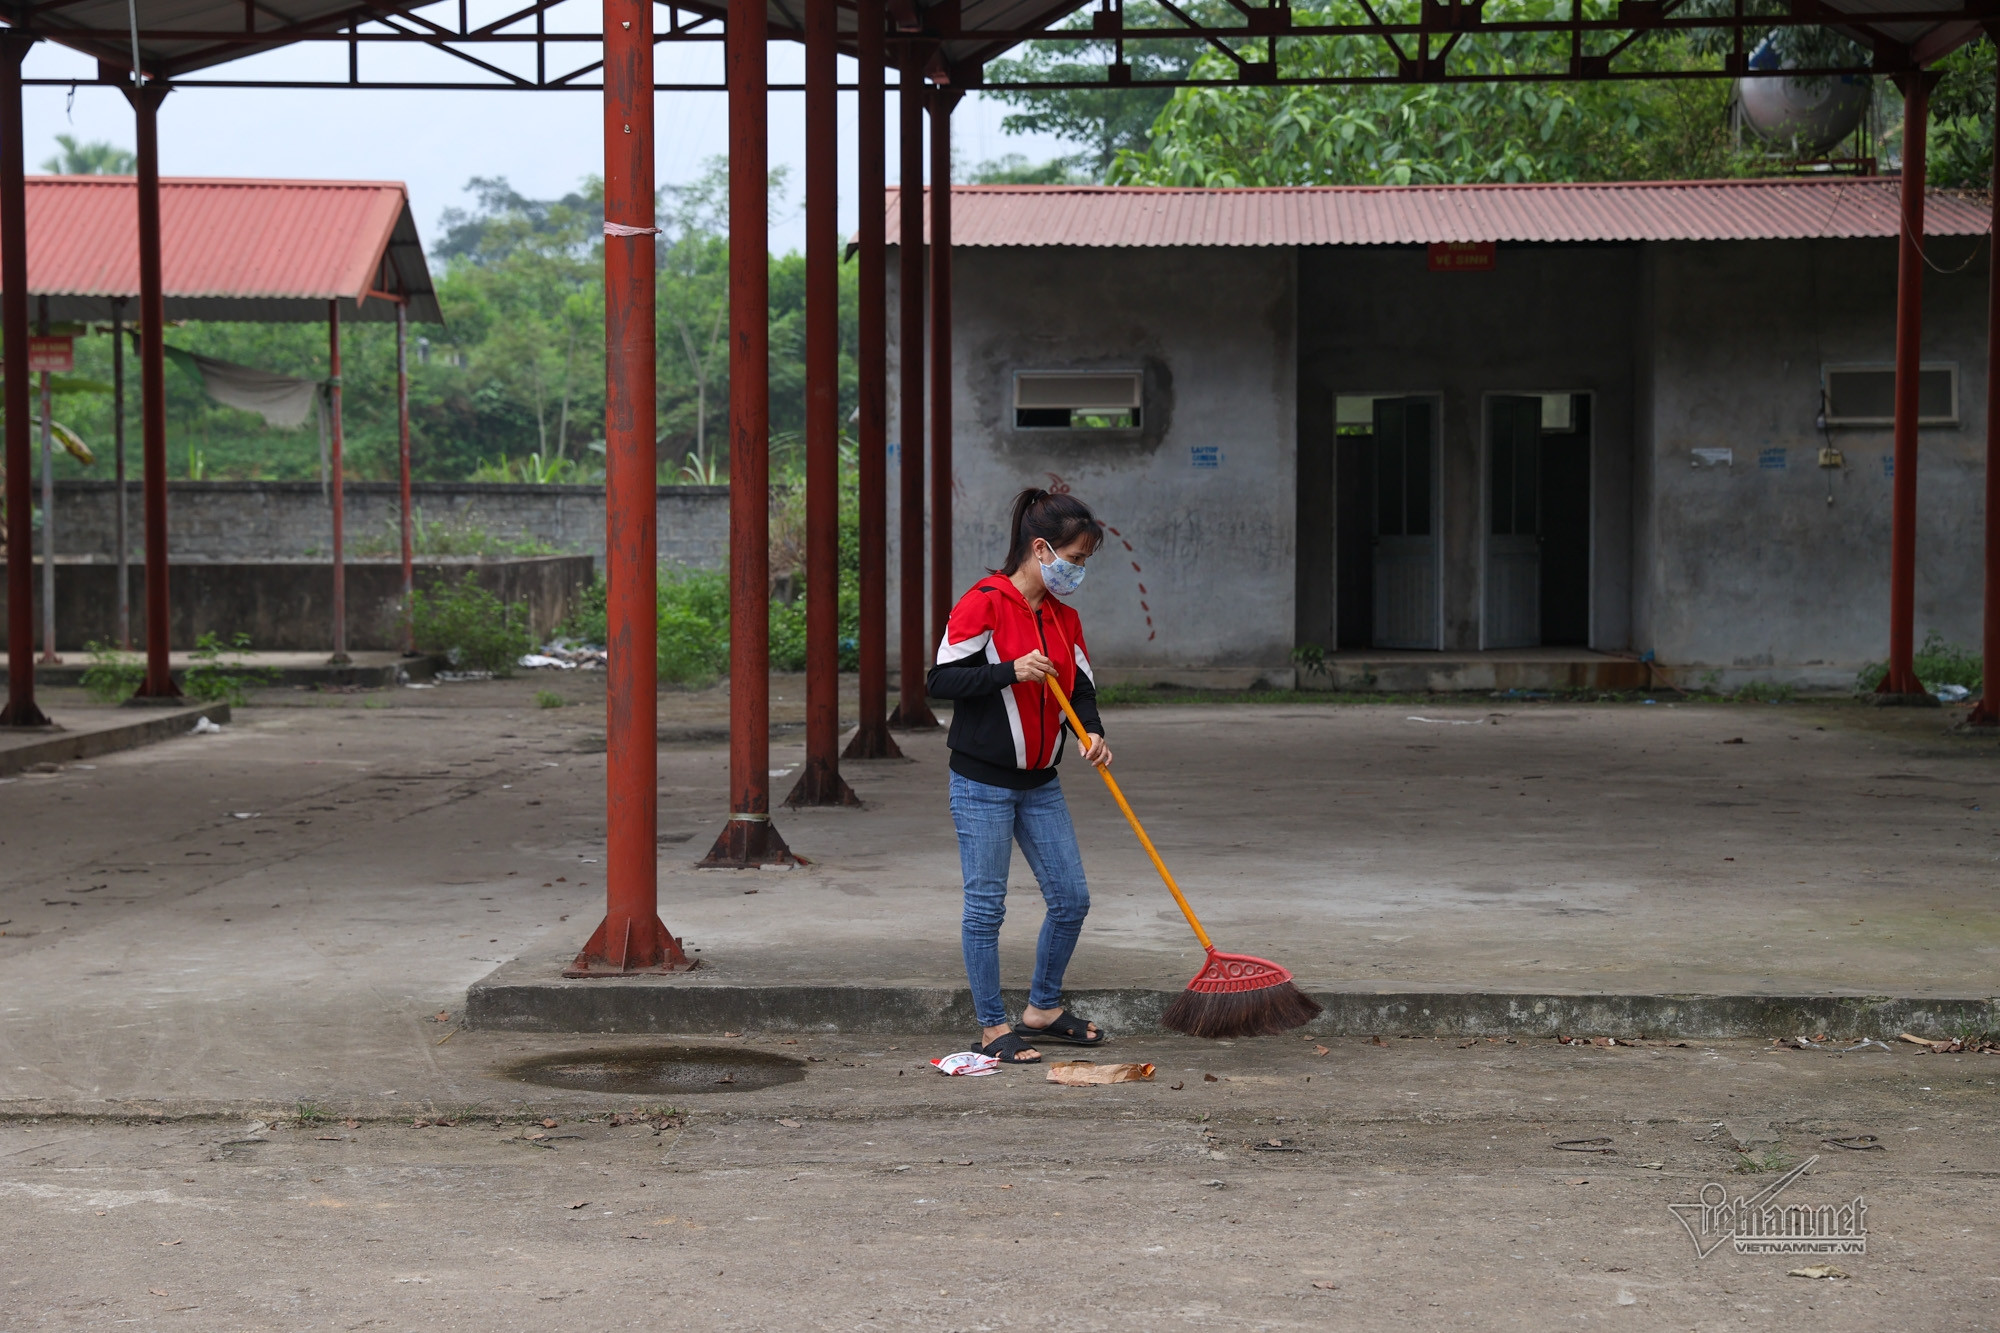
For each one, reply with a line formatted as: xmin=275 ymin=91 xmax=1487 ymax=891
xmin=1014 ymin=1010 xmax=1105 ymax=1046
xmin=973 ymin=1032 xmax=1043 ymax=1064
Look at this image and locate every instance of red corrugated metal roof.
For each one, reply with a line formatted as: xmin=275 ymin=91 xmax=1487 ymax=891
xmin=883 ymin=179 xmax=1993 ymax=248
xmin=0 ymin=175 xmax=440 ymax=324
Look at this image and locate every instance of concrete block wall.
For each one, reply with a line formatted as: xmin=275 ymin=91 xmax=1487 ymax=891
xmin=891 ymin=244 xmax=1299 ymax=675
xmin=44 ymin=480 xmax=732 ymax=569
xmin=1638 ymin=237 xmax=1990 ymax=685
xmin=0 ymin=554 xmax=595 ymax=652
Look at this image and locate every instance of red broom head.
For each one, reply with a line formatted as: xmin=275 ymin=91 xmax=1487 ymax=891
xmin=1184 ymin=948 xmax=1296 ymax=994
xmin=1162 ymin=948 xmax=1324 ymax=1039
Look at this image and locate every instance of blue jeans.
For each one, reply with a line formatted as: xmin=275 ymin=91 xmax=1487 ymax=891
xmin=949 ymin=769 xmax=1091 ymax=1029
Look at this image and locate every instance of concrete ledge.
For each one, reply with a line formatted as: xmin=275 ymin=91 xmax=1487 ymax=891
xmin=1097 ymin=665 xmax=1298 ymax=691
xmin=1306 ymin=654 xmax=1650 ymax=694
xmin=0 ymin=702 xmax=229 ymax=776
xmin=3 ymin=654 xmax=446 ymax=690
xmin=465 ymin=956 xmax=1999 ymax=1040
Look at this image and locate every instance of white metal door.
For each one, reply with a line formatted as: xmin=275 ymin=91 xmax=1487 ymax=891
xmin=1484 ymin=396 xmax=1542 ymax=649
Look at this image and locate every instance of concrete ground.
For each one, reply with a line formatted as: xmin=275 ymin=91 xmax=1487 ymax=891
xmin=3 ymin=675 xmax=1999 ymax=1328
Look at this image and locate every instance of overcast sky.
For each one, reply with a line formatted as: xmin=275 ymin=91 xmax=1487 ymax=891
xmin=18 ymin=34 xmax=1075 ymax=254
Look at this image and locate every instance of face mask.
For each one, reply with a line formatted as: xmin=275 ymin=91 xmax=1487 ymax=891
xmin=1037 ymin=544 xmax=1088 ymax=597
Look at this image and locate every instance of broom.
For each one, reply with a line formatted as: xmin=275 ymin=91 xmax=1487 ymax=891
xmin=1046 ymin=676 xmax=1323 ymax=1039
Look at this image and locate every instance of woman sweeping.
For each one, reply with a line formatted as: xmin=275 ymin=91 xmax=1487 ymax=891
xmin=928 ymin=487 xmax=1114 ymax=1065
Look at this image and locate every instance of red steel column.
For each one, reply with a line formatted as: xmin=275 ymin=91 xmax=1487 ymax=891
xmin=36 ymin=298 xmax=56 ymax=662
xmin=0 ymin=36 xmax=44 ymax=726
xmin=701 ymin=0 xmax=795 ymax=865
xmin=1972 ymin=41 xmax=2000 ymax=727
xmin=843 ymin=0 xmax=902 ymax=761
xmin=397 ymin=301 xmax=414 ymax=655
xmin=113 ymin=300 xmax=130 ymax=650
xmin=327 ymin=301 xmax=350 ymax=664
xmin=928 ymin=88 xmax=959 ymax=655
xmin=127 ymin=82 xmax=179 ymax=701
xmin=891 ymin=54 xmax=938 ymax=729
xmin=569 ymin=0 xmax=685 ymax=973
xmin=1879 ymin=68 xmax=1936 ymax=699
xmin=786 ymin=0 xmax=861 ymax=807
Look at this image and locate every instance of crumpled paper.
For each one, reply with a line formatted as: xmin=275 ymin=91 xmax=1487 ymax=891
xmin=1046 ymin=1061 xmax=1155 ymax=1086
xmin=931 ymin=1052 xmax=1001 ymax=1077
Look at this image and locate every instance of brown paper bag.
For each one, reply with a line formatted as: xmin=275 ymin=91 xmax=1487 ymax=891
xmin=1045 ymin=1061 xmax=1155 ymax=1086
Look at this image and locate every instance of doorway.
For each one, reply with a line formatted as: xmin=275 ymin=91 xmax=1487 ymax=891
xmin=1483 ymin=393 xmax=1591 ymax=648
xmin=1336 ymin=396 xmax=1439 ymax=650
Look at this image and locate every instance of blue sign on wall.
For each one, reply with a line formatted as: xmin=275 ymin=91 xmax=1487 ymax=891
xmin=1190 ymin=446 xmax=1222 ymax=469
xmin=1758 ymin=447 xmax=1787 ymax=470
xmin=1883 ymin=455 xmax=1894 ymax=478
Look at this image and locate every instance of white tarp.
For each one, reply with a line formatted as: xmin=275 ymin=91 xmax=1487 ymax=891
xmin=165 ymin=346 xmax=319 ymax=429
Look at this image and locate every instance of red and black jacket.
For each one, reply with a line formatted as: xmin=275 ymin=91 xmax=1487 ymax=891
xmin=926 ymin=574 xmax=1106 ymax=790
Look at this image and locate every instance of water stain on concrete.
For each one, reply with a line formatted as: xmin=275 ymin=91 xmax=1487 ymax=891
xmin=501 ymin=1045 xmax=807 ymax=1095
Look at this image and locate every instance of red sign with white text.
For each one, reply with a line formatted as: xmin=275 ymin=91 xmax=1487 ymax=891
xmin=28 ymin=335 xmax=73 ymax=373
xmin=1428 ymin=242 xmax=1496 ymax=272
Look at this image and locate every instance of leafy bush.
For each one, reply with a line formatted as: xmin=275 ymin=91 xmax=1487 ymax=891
xmin=1856 ymin=631 xmax=1983 ymax=695
xmin=556 ymin=576 xmax=608 ymax=645
xmin=81 ymin=641 xmax=144 ymax=703
xmin=534 ymin=689 xmax=564 ymax=709
xmin=411 ymin=572 xmax=534 ymax=675
xmin=182 ymin=631 xmax=278 ymax=706
xmin=658 ymin=568 xmax=732 ymax=685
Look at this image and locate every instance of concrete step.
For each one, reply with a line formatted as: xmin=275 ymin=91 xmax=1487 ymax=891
xmin=1310 ymin=649 xmax=1651 ymax=693
xmin=466 ymin=954 xmax=1997 ymax=1042
xmin=0 ymin=701 xmax=231 ymax=777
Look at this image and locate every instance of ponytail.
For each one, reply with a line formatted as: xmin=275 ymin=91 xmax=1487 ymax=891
xmin=999 ymin=487 xmax=1102 ymax=575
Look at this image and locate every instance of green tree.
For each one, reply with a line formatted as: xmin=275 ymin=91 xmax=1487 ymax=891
xmin=42 ymin=134 xmax=135 ymax=175
xmin=1111 ymin=4 xmax=1752 ymax=186
xmin=983 ymin=7 xmax=1204 ymax=180
xmin=1930 ymin=36 xmax=1994 ymax=189
xmin=968 ymin=153 xmax=1091 ymax=184
xmin=435 ymin=176 xmax=605 ymax=472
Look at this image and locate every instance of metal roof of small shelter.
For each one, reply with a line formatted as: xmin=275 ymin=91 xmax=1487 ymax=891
xmin=0 ymin=175 xmax=440 ymax=324
xmin=883 ymin=179 xmax=1994 ymax=249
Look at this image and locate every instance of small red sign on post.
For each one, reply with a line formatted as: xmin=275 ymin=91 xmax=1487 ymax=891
xmin=28 ymin=335 xmax=74 ymax=373
xmin=1428 ymin=241 xmax=1496 ymax=272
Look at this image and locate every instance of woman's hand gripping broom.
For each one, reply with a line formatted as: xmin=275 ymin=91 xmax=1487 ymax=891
xmin=1044 ymin=676 xmax=1322 ymax=1039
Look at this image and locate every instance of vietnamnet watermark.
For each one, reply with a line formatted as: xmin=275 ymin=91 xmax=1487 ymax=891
xmin=1668 ymin=1157 xmax=1866 ymax=1259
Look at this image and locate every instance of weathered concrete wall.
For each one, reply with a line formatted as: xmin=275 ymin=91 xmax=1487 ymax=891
xmin=1639 ymin=236 xmax=1990 ymax=684
xmin=893 ymin=244 xmax=1298 ymax=677
xmin=0 ymin=555 xmax=594 ymax=652
xmin=1296 ymin=243 xmax=1641 ymax=653
xmin=44 ymin=480 xmax=730 ymax=568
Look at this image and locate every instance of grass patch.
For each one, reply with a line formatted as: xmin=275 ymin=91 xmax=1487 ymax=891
xmin=534 ymin=689 xmax=564 ymax=709
xmin=1732 ymin=1148 xmax=1796 ymax=1174
xmin=183 ymin=632 xmax=278 ymax=706
xmin=80 ymin=641 xmax=145 ymax=703
xmin=1857 ymin=631 xmax=1982 ymax=694
xmin=292 ymin=1100 xmax=329 ymax=1125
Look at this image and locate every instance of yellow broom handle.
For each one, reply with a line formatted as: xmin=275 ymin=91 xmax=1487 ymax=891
xmin=1045 ymin=675 xmax=1214 ymax=952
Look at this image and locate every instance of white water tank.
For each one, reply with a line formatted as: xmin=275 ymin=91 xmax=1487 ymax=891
xmin=1737 ymin=37 xmax=1869 ymax=156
